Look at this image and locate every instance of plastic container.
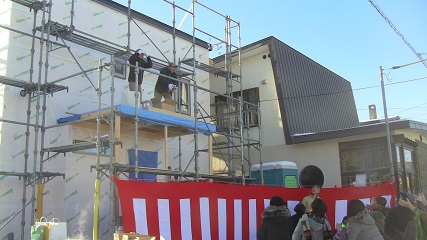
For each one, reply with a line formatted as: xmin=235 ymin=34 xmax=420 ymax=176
xmin=251 ymin=161 xmax=298 ymax=188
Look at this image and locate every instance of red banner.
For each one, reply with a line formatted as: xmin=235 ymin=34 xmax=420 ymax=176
xmin=115 ymin=179 xmax=395 ymax=240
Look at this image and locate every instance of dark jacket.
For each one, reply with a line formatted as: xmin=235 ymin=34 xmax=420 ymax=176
xmin=257 ymin=205 xmax=291 ymax=240
xmin=128 ymin=53 xmax=152 ymax=84
xmin=384 ymin=205 xmax=416 ymax=240
xmin=155 ymin=67 xmax=177 ymax=93
xmin=369 ymin=205 xmax=391 ymax=234
xmin=290 ymin=212 xmax=304 ymax=237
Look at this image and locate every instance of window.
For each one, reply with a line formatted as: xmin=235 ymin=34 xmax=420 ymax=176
xmin=340 ymin=136 xmax=420 ymax=191
xmin=396 ymin=144 xmax=416 ymax=192
xmin=339 ymin=137 xmax=391 ymax=186
xmin=176 ymin=79 xmax=191 ymax=115
xmin=214 ymin=87 xmax=259 ymax=129
xmin=113 ymin=58 xmax=127 ymax=79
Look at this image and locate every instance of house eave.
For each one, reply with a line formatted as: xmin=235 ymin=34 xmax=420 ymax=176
xmin=290 ymin=120 xmax=427 ymax=144
xmin=92 ymin=0 xmax=209 ymax=49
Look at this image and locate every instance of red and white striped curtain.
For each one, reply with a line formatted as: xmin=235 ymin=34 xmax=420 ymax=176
xmin=115 ymin=179 xmax=395 ymax=240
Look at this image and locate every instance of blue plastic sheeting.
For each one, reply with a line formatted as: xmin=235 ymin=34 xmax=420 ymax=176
xmin=57 ymin=104 xmax=216 ymax=135
xmin=128 ymin=149 xmax=157 ymax=181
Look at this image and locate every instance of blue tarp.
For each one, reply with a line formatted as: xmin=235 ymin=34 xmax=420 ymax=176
xmin=57 ymin=104 xmax=216 ymax=135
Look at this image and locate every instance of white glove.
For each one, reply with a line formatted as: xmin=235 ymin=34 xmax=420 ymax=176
xmin=168 ymin=84 xmax=176 ymax=92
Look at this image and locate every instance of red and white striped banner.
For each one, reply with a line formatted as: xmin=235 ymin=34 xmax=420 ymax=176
xmin=115 ymin=179 xmax=395 ymax=240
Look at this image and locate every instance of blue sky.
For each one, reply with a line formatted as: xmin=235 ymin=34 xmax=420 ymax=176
xmin=115 ymin=0 xmax=427 ymax=122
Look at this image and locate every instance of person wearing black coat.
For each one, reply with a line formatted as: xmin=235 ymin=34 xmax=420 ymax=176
xmin=384 ymin=204 xmax=415 ymax=240
xmin=128 ymin=49 xmax=152 ymax=101
xmin=257 ymin=196 xmax=291 ymax=240
xmin=290 ymin=203 xmax=306 ymax=238
xmin=153 ymin=62 xmax=178 ymax=102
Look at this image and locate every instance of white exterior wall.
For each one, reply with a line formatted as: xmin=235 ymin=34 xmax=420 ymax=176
xmin=0 ymin=1 xmax=210 ymax=239
xmin=396 ymin=130 xmax=426 ymax=143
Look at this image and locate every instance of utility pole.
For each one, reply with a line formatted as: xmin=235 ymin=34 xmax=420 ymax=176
xmin=379 ymin=66 xmax=394 ymax=184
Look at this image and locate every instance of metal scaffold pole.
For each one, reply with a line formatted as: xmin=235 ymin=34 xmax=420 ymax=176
xmin=225 ymin=16 xmax=235 ymax=178
xmin=245 ymin=104 xmax=252 ymax=175
xmin=19 ymin=4 xmax=39 ymax=239
xmin=30 ymin=0 xmax=50 ymax=233
xmin=172 ymin=2 xmax=184 ymax=178
xmin=127 ymin=0 xmax=131 ymax=53
xmin=134 ymin=62 xmax=140 ymax=181
xmin=35 ymin=0 xmax=54 ymax=228
xmin=238 ymin=96 xmax=245 ymax=185
xmin=109 ymin=55 xmax=117 ymax=239
xmin=93 ymin=59 xmax=103 ymax=240
xmin=191 ymin=0 xmax=199 ymax=181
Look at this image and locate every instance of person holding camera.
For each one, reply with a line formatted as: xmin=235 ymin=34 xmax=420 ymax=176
xmin=332 ymin=216 xmax=348 ymax=240
xmin=154 ymin=62 xmax=178 ymax=102
xmin=292 ymin=198 xmax=332 ymax=240
xmin=384 ymin=192 xmax=417 ymax=240
xmin=398 ymin=193 xmax=427 ymax=240
xmin=128 ymin=49 xmax=153 ymax=102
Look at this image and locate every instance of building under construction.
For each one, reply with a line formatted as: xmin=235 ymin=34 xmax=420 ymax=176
xmin=0 ymin=0 xmax=261 ymax=239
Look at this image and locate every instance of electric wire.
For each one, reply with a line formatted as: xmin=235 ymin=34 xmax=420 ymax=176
xmin=368 ymin=0 xmax=427 ymax=69
xmin=259 ymin=75 xmax=427 ymax=103
xmin=258 ymin=75 xmax=427 ymax=121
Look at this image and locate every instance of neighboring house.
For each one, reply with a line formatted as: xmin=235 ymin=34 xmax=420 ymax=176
xmin=210 ymin=36 xmax=427 ymax=193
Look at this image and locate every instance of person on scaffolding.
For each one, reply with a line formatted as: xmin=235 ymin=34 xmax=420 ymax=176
xmin=128 ymin=49 xmax=152 ymax=104
xmin=153 ymin=62 xmax=178 ymax=103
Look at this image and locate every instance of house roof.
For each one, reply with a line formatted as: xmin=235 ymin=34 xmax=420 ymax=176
xmin=214 ymin=36 xmax=360 ymax=144
xmin=291 ymin=119 xmax=427 ymax=144
xmin=93 ymin=0 xmax=209 ymax=49
xmin=212 ymin=36 xmax=427 ymax=145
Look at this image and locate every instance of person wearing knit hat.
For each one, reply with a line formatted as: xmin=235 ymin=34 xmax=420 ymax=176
xmin=128 ymin=49 xmax=152 ymax=103
xmin=270 ymin=196 xmax=285 ymax=207
xmin=257 ymin=196 xmax=291 ymax=240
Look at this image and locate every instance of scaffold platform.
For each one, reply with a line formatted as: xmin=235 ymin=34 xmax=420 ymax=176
xmin=0 ymin=75 xmax=68 ymax=97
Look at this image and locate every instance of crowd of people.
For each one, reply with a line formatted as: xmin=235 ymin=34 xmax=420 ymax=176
xmin=257 ymin=186 xmax=427 ymax=240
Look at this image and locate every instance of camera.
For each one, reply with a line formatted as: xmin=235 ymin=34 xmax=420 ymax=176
xmin=400 ymin=192 xmax=408 ymax=200
xmin=303 ymin=230 xmax=312 ymax=240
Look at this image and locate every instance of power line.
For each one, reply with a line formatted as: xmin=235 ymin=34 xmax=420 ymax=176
xmin=358 ymin=106 xmax=427 ymax=111
xmin=390 ymin=102 xmax=427 ymax=116
xmin=399 ymin=112 xmax=427 ymax=121
xmin=259 ymin=75 xmax=427 ymax=103
xmin=258 ymin=75 xmax=427 ymax=121
xmin=357 ymin=105 xmax=427 ymax=121
xmin=368 ymin=0 xmax=427 ymax=69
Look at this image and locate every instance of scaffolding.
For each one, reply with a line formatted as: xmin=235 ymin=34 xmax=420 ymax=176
xmin=0 ymin=0 xmax=262 ymax=239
